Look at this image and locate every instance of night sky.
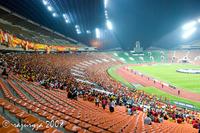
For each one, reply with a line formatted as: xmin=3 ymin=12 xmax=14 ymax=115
xmin=0 ymin=0 xmax=200 ymax=50
xmin=110 ymin=0 xmax=200 ymax=50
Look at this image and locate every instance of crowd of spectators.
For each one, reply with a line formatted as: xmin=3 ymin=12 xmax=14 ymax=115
xmin=0 ymin=52 xmax=200 ymax=130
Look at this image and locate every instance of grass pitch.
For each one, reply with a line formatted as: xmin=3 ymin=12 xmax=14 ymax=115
xmin=107 ymin=65 xmax=200 ymax=110
xmin=131 ymin=64 xmax=200 ymax=94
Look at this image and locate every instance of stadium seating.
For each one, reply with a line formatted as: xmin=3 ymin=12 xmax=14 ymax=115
xmin=0 ymin=74 xmax=198 ymax=133
xmin=168 ymin=50 xmax=200 ymax=64
xmin=0 ymin=19 xmax=72 ymax=46
xmin=0 ymin=52 xmax=199 ymax=133
xmin=112 ymin=51 xmax=168 ymax=64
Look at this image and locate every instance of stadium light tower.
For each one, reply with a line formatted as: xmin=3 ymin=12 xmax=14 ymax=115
xmin=182 ymin=27 xmax=196 ymax=39
xmin=106 ymin=20 xmax=113 ymax=30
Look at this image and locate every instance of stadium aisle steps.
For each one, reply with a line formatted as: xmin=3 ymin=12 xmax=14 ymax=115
xmin=4 ymin=76 xmax=115 ymax=130
xmin=11 ymin=75 xmax=141 ymax=132
xmin=0 ymin=78 xmax=65 ymax=132
xmin=1 ymin=74 xmax=198 ymax=133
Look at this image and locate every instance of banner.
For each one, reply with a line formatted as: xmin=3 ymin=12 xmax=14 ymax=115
xmin=13 ymin=37 xmax=22 ymax=47
xmin=0 ymin=28 xmax=80 ymax=51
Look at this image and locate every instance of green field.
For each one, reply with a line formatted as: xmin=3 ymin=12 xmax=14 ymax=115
xmin=131 ymin=64 xmax=200 ymax=94
xmin=107 ymin=65 xmax=200 ymax=110
xmin=137 ymin=87 xmax=200 ymax=109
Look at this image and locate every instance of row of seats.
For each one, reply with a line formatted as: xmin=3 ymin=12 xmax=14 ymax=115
xmin=0 ymin=74 xmax=141 ymax=133
xmin=0 ymin=73 xmax=197 ymax=133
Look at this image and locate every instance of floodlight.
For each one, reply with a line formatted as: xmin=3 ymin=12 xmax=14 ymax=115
xmin=43 ymin=0 xmax=48 ymax=5
xmin=75 ymin=25 xmax=79 ymax=29
xmin=182 ymin=27 xmax=196 ymax=39
xmin=95 ymin=28 xmax=100 ymax=39
xmin=65 ymin=19 xmax=70 ymax=23
xmin=77 ymin=30 xmax=81 ymax=34
xmin=63 ymin=14 xmax=70 ymax=23
xmin=106 ymin=20 xmax=113 ymax=30
xmin=104 ymin=0 xmax=108 ymax=9
xmin=198 ymin=19 xmax=200 ymax=23
xmin=182 ymin=20 xmax=197 ymax=30
xmin=86 ymin=30 xmax=91 ymax=34
xmin=52 ymin=13 xmax=57 ymax=17
xmin=105 ymin=10 xmax=108 ymax=14
xmin=47 ymin=6 xmax=53 ymax=11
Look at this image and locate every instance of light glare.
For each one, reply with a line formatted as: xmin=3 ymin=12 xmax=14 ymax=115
xmin=47 ymin=6 xmax=53 ymax=11
xmin=65 ymin=19 xmax=70 ymax=23
xmin=95 ymin=28 xmax=100 ymax=39
xmin=43 ymin=0 xmax=48 ymax=5
xmin=104 ymin=0 xmax=108 ymax=9
xmin=182 ymin=20 xmax=197 ymax=30
xmin=106 ymin=20 xmax=113 ymax=30
xmin=182 ymin=27 xmax=196 ymax=39
xmin=52 ymin=13 xmax=57 ymax=17
xmin=75 ymin=25 xmax=79 ymax=28
xmin=86 ymin=30 xmax=91 ymax=34
xmin=63 ymin=14 xmax=70 ymax=23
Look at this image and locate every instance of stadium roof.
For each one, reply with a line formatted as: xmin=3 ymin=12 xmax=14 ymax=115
xmin=0 ymin=0 xmax=104 ymax=46
xmin=0 ymin=5 xmax=79 ymax=43
xmin=1 ymin=0 xmax=200 ymax=49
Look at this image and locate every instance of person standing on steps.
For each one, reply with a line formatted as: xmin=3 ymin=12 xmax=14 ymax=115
xmin=95 ymin=96 xmax=100 ymax=107
xmin=102 ymin=97 xmax=107 ymax=109
xmin=109 ymin=100 xmax=115 ymax=113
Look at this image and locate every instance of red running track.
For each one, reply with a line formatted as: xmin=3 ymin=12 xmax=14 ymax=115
xmin=117 ymin=66 xmax=200 ymax=102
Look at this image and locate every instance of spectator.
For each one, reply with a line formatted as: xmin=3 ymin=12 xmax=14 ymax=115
xmin=95 ymin=96 xmax=100 ymax=107
xmin=102 ymin=97 xmax=107 ymax=109
xmin=144 ymin=114 xmax=152 ymax=125
xmin=178 ymin=90 xmax=180 ymax=95
xmin=2 ymin=67 xmax=8 ymax=78
xmin=109 ymin=100 xmax=115 ymax=113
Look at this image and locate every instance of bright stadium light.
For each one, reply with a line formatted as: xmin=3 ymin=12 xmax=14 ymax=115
xmin=104 ymin=0 xmax=108 ymax=9
xmin=75 ymin=25 xmax=79 ymax=28
xmin=105 ymin=10 xmax=108 ymax=19
xmin=52 ymin=13 xmax=57 ymax=17
xmin=65 ymin=19 xmax=70 ymax=23
xmin=182 ymin=27 xmax=196 ymax=39
xmin=95 ymin=28 xmax=100 ymax=39
xmin=77 ymin=31 xmax=81 ymax=34
xmin=77 ymin=30 xmax=81 ymax=34
xmin=105 ymin=15 xmax=108 ymax=19
xmin=86 ymin=30 xmax=91 ymax=34
xmin=47 ymin=6 xmax=53 ymax=11
xmin=43 ymin=0 xmax=48 ymax=5
xmin=106 ymin=20 xmax=113 ymax=30
xmin=182 ymin=20 xmax=197 ymax=30
xmin=198 ymin=18 xmax=200 ymax=23
xmin=63 ymin=14 xmax=70 ymax=23
xmin=105 ymin=10 xmax=108 ymax=15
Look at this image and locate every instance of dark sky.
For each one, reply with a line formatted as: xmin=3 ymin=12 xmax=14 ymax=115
xmin=110 ymin=0 xmax=200 ymax=49
xmin=0 ymin=0 xmax=200 ymax=49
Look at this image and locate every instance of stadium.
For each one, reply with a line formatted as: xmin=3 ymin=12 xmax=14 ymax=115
xmin=0 ymin=0 xmax=200 ymax=133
